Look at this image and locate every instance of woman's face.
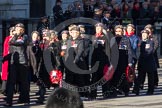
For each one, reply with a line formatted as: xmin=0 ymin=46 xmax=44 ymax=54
xmin=124 ymin=4 xmax=129 ymax=9
xmin=142 ymin=32 xmax=148 ymax=40
xmin=126 ymin=26 xmax=134 ymax=33
xmin=96 ymin=26 xmax=102 ymax=34
xmin=135 ymin=3 xmax=139 ymax=8
xmin=145 ymin=28 xmax=151 ymax=35
xmin=62 ymin=34 xmax=68 ymax=40
xmin=32 ymin=33 xmax=39 ymax=41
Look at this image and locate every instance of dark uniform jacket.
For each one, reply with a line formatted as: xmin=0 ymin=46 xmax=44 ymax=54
xmin=9 ymin=34 xmax=29 ymax=64
xmin=53 ymin=5 xmax=64 ymax=25
xmin=92 ymin=34 xmax=110 ymax=65
xmin=128 ymin=34 xmax=139 ymax=60
xmin=26 ymin=42 xmax=37 ymax=75
xmin=114 ymin=36 xmax=133 ymax=70
xmin=151 ymin=34 xmax=160 ymax=68
xmin=66 ymin=37 xmax=90 ymax=70
xmin=48 ymin=41 xmax=62 ymax=70
xmin=138 ymin=39 xmax=157 ymax=72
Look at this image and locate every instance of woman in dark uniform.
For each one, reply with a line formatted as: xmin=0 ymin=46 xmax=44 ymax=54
xmin=133 ymin=30 xmax=156 ymax=95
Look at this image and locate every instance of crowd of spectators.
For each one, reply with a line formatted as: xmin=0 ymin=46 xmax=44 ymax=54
xmin=53 ymin=0 xmax=162 ymax=26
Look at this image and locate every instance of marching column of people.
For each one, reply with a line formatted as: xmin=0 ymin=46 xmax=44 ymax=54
xmin=1 ymin=22 xmax=160 ymax=107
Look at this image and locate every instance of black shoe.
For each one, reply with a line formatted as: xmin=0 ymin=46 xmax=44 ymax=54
xmin=3 ymin=103 xmax=12 ymax=107
xmin=17 ymin=99 xmax=30 ymax=104
xmin=3 ymin=97 xmax=7 ymax=102
xmin=139 ymin=84 xmax=144 ymax=90
xmin=88 ymin=97 xmax=96 ymax=101
xmin=154 ymin=85 xmax=158 ymax=89
xmin=124 ymin=92 xmax=129 ymax=97
xmin=132 ymin=89 xmax=139 ymax=96
xmin=1 ymin=91 xmax=7 ymax=96
xmin=146 ymin=92 xmax=153 ymax=95
xmin=35 ymin=91 xmax=40 ymax=95
xmin=17 ymin=99 xmax=23 ymax=104
xmin=117 ymin=89 xmax=123 ymax=95
xmin=36 ymin=97 xmax=44 ymax=104
xmin=24 ymin=102 xmax=30 ymax=106
xmin=36 ymin=99 xmax=44 ymax=104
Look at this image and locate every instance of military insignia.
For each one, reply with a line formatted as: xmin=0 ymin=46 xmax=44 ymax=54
xmin=71 ymin=44 xmax=78 ymax=48
xmin=95 ymin=40 xmax=105 ymax=45
xmin=61 ymin=45 xmax=67 ymax=50
xmin=119 ymin=44 xmax=127 ymax=50
xmin=16 ymin=39 xmax=24 ymax=43
xmin=145 ymin=44 xmax=150 ymax=49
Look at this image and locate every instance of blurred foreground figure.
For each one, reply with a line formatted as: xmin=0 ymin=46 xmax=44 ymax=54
xmin=46 ymin=88 xmax=84 ymax=108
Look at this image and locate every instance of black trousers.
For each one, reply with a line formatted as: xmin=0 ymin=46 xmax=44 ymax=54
xmin=1 ymin=80 xmax=7 ymax=94
xmin=141 ymin=70 xmax=159 ymax=86
xmin=65 ymin=70 xmax=90 ymax=97
xmin=110 ymin=67 xmax=129 ymax=95
xmin=90 ymin=62 xmax=110 ymax=98
xmin=134 ymin=70 xmax=154 ymax=93
xmin=6 ymin=63 xmax=30 ymax=104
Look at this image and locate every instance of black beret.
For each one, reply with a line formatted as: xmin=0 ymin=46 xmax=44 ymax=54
xmin=141 ymin=29 xmax=149 ymax=34
xmin=9 ymin=26 xmax=15 ymax=32
xmin=95 ymin=23 xmax=104 ymax=27
xmin=71 ymin=26 xmax=80 ymax=31
xmin=15 ymin=23 xmax=25 ymax=28
xmin=126 ymin=24 xmax=135 ymax=29
xmin=61 ymin=30 xmax=69 ymax=35
xmin=114 ymin=25 xmax=123 ymax=30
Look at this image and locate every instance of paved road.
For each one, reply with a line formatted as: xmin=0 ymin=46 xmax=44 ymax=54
xmin=0 ymin=69 xmax=162 ymax=108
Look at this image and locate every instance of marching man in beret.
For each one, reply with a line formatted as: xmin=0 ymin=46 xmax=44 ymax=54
xmin=90 ymin=23 xmax=113 ymax=99
xmin=4 ymin=23 xmax=30 ymax=106
xmin=110 ymin=25 xmax=133 ymax=97
xmin=64 ymin=26 xmax=91 ymax=99
xmin=133 ymin=29 xmax=156 ymax=95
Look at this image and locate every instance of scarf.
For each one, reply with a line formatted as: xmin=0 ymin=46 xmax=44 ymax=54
xmin=125 ymin=31 xmax=134 ymax=37
xmin=96 ymin=33 xmax=103 ymax=38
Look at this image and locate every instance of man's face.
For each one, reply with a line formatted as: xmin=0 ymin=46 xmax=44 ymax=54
xmin=105 ymin=13 xmax=110 ymax=18
xmin=15 ymin=27 xmax=24 ymax=35
xmin=96 ymin=26 xmax=102 ymax=34
xmin=71 ymin=30 xmax=79 ymax=40
xmin=115 ymin=28 xmax=123 ymax=36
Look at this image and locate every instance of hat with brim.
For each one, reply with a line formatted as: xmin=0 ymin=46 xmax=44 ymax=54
xmin=41 ymin=16 xmax=48 ymax=20
xmin=126 ymin=24 xmax=135 ymax=29
xmin=15 ymin=23 xmax=25 ymax=28
xmin=114 ymin=25 xmax=123 ymax=30
xmin=61 ymin=30 xmax=69 ymax=35
xmin=95 ymin=23 xmax=104 ymax=27
xmin=71 ymin=27 xmax=80 ymax=31
xmin=141 ymin=30 xmax=149 ymax=34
